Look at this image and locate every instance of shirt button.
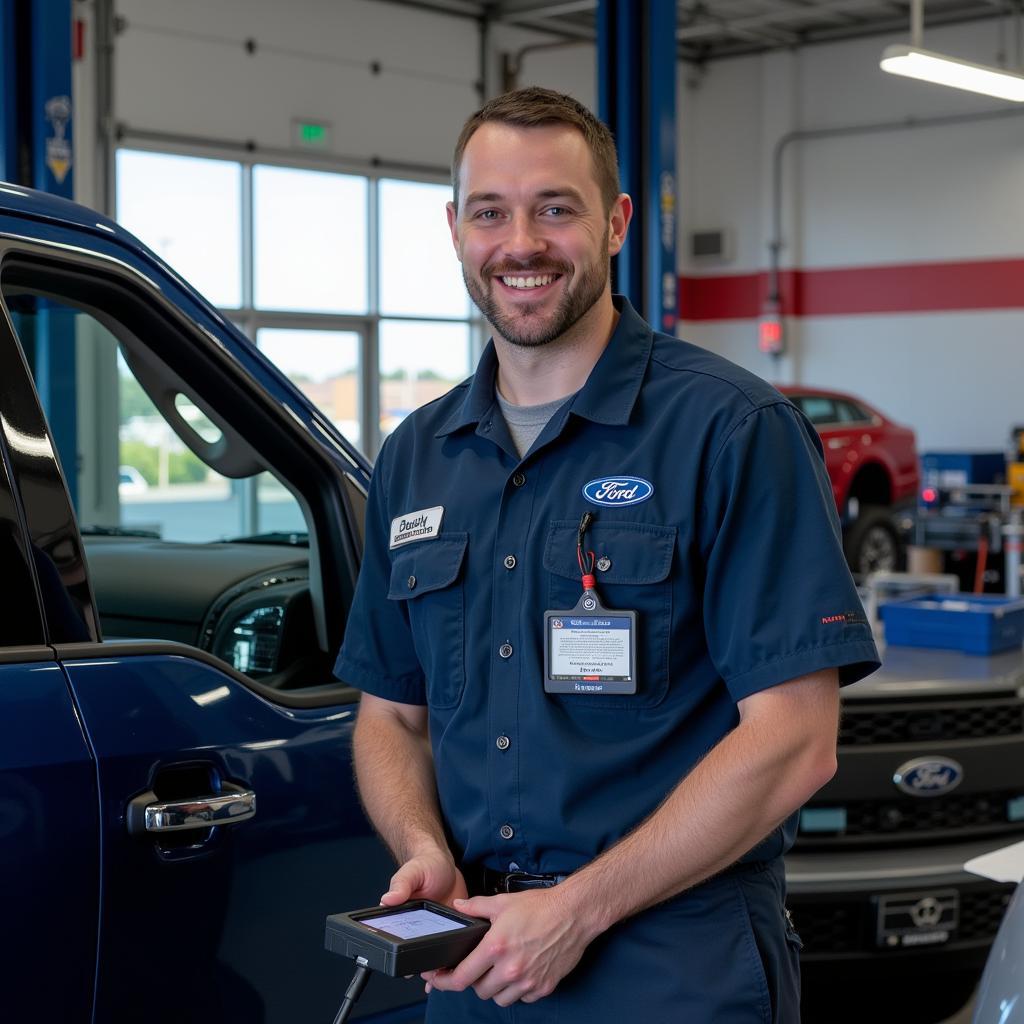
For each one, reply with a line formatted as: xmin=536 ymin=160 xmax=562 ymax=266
xmin=499 ymin=643 xmax=514 ymax=659
xmin=503 ymin=554 xmax=517 ymax=570
xmin=407 ymin=575 xmax=417 ymax=590
xmin=512 ymin=471 xmax=526 ymax=487
xmin=596 ymin=556 xmax=612 ymax=572
xmin=496 ymin=735 xmax=510 ymax=750
xmin=499 ymin=824 xmax=515 ymax=840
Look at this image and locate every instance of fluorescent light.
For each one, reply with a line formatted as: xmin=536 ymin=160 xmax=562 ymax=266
xmin=881 ymin=44 xmax=1024 ymax=102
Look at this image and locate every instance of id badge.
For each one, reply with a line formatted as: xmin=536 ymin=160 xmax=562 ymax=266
xmin=543 ymin=591 xmax=638 ymax=695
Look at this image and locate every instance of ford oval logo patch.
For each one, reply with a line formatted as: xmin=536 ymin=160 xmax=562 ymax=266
xmin=582 ymin=476 xmax=654 ymax=507
xmin=893 ymin=757 xmax=963 ymax=798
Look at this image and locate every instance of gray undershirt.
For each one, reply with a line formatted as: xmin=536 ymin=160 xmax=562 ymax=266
xmin=495 ymin=390 xmax=573 ymax=459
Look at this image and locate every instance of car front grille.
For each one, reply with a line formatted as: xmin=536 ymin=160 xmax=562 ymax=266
xmin=792 ymin=884 xmax=1015 ymax=957
xmin=839 ymin=698 xmax=1024 ymax=746
xmin=798 ymin=789 xmax=1024 ymax=847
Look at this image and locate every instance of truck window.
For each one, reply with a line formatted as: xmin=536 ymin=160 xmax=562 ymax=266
xmin=0 ymin=260 xmax=359 ymax=697
xmin=6 ymin=294 xmax=306 ymax=542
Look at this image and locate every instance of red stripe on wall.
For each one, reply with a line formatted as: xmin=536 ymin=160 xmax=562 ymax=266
xmin=679 ymin=258 xmax=1024 ymax=320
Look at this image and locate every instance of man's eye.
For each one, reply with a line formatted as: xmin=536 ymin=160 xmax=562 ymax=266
xmin=475 ymin=209 xmax=502 ymax=221
xmin=543 ymin=206 xmax=570 ymax=217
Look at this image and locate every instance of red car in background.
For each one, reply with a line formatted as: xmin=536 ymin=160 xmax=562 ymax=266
xmin=779 ymin=386 xmax=920 ymax=576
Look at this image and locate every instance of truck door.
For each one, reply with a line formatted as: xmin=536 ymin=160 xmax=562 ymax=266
xmin=0 ymin=232 xmax=420 ymax=1022
xmin=0 ymin=288 xmax=98 ymax=1021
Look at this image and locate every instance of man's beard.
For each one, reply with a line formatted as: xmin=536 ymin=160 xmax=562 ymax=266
xmin=464 ymin=253 xmax=609 ymax=349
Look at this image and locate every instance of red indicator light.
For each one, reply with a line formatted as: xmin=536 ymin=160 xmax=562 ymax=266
xmin=922 ymin=488 xmax=938 ymax=503
xmin=758 ymin=315 xmax=784 ymax=355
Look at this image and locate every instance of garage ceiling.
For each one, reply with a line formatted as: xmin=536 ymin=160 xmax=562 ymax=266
xmin=391 ymin=1 xmax=1018 ymax=63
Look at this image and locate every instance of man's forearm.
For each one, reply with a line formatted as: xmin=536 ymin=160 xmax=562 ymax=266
xmin=556 ymin=670 xmax=839 ymax=939
xmin=353 ymin=703 xmax=448 ymax=863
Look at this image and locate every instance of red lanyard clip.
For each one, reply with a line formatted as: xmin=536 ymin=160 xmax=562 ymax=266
xmin=577 ymin=511 xmax=597 ymax=592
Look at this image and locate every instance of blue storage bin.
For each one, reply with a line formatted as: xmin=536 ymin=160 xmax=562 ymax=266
xmin=920 ymin=451 xmax=1006 ymax=489
xmin=881 ymin=594 xmax=1024 ymax=655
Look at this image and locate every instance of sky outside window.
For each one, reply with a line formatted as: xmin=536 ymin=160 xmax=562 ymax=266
xmin=254 ymin=166 xmax=368 ymax=314
xmin=116 ymin=150 xmax=242 ymax=308
xmin=379 ymin=178 xmax=468 ymax=319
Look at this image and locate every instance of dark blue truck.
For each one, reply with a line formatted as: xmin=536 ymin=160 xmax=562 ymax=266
xmin=0 ymin=183 xmax=422 ymax=1022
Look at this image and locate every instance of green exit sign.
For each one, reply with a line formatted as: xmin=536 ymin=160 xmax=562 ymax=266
xmin=292 ymin=119 xmax=332 ymax=149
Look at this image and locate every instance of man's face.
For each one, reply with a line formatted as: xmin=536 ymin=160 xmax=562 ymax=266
xmin=447 ymin=123 xmax=629 ymax=349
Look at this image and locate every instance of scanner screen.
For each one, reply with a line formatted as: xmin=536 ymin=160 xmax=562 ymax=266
xmin=366 ymin=908 xmax=468 ymax=940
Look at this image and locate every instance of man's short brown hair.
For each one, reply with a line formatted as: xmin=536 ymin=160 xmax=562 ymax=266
xmin=452 ymin=87 xmax=621 ymax=214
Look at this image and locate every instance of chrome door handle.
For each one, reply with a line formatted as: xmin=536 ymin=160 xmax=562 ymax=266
xmin=127 ymin=783 xmax=256 ymax=835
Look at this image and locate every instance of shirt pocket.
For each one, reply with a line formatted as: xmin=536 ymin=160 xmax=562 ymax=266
xmin=543 ymin=520 xmax=676 ymax=709
xmin=387 ymin=534 xmax=468 ymax=709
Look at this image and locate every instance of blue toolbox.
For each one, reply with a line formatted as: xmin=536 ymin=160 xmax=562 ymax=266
xmin=881 ymin=594 xmax=1024 ymax=654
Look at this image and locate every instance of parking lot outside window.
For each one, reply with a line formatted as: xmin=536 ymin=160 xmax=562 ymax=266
xmin=4 ymin=295 xmax=306 ymax=545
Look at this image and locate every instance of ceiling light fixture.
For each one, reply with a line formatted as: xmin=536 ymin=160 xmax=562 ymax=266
xmin=880 ymin=0 xmax=1024 ymax=103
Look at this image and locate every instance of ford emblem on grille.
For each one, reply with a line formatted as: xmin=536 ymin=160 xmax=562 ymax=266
xmin=892 ymin=757 xmax=964 ymax=797
xmin=582 ymin=476 xmax=654 ymax=507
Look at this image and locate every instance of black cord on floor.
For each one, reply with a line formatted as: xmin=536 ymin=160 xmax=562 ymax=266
xmin=332 ymin=963 xmax=373 ymax=1024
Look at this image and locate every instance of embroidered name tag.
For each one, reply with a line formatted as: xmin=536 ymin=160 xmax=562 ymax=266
xmin=390 ymin=506 xmax=445 ymax=549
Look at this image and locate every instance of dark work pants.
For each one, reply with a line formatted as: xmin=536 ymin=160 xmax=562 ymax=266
xmin=425 ymin=859 xmax=801 ymax=1024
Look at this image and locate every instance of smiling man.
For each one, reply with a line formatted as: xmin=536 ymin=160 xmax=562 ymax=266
xmin=335 ymin=88 xmax=879 ymax=1023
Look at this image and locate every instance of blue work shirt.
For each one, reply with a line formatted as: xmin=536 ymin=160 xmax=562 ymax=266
xmin=335 ymin=296 xmax=879 ymax=876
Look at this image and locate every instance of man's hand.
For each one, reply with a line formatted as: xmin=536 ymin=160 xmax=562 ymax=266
xmin=381 ymin=846 xmax=468 ymax=908
xmin=423 ymin=888 xmax=593 ymax=1007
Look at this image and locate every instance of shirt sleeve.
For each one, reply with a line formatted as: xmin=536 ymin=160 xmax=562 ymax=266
xmin=333 ymin=438 xmax=427 ymax=705
xmin=699 ymin=401 xmax=880 ymax=702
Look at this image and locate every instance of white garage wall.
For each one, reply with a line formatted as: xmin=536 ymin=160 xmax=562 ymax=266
xmin=679 ymin=18 xmax=1024 ymax=451
xmin=114 ymin=0 xmax=479 ymax=170
xmin=109 ymin=0 xmax=595 ymax=174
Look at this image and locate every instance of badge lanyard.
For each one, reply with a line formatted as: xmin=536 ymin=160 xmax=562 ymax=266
xmin=543 ymin=512 xmax=638 ymax=695
xmin=576 ymin=511 xmax=599 ymax=610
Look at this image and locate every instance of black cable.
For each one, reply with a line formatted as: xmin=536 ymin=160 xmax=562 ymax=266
xmin=331 ymin=963 xmax=373 ymax=1024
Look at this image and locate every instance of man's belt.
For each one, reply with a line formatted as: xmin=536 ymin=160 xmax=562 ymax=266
xmin=477 ymin=867 xmax=568 ymax=895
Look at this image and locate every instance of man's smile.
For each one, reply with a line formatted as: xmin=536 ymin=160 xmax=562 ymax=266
xmin=494 ymin=272 xmax=564 ymax=297
xmin=499 ymin=273 xmax=561 ymax=289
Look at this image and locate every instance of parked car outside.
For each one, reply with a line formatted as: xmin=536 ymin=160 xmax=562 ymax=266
xmin=780 ymin=385 xmax=920 ymax=576
xmin=118 ymin=463 xmax=148 ymax=495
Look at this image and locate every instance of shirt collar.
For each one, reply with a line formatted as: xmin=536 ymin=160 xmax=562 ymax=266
xmin=435 ymin=295 xmax=653 ymax=438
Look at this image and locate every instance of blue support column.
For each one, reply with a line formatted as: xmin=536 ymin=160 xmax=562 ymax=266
xmin=0 ymin=1 xmax=18 ymax=183
xmin=31 ymin=0 xmax=73 ymax=199
xmin=598 ymin=0 xmax=678 ymax=334
xmin=27 ymin=0 xmax=78 ymax=505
